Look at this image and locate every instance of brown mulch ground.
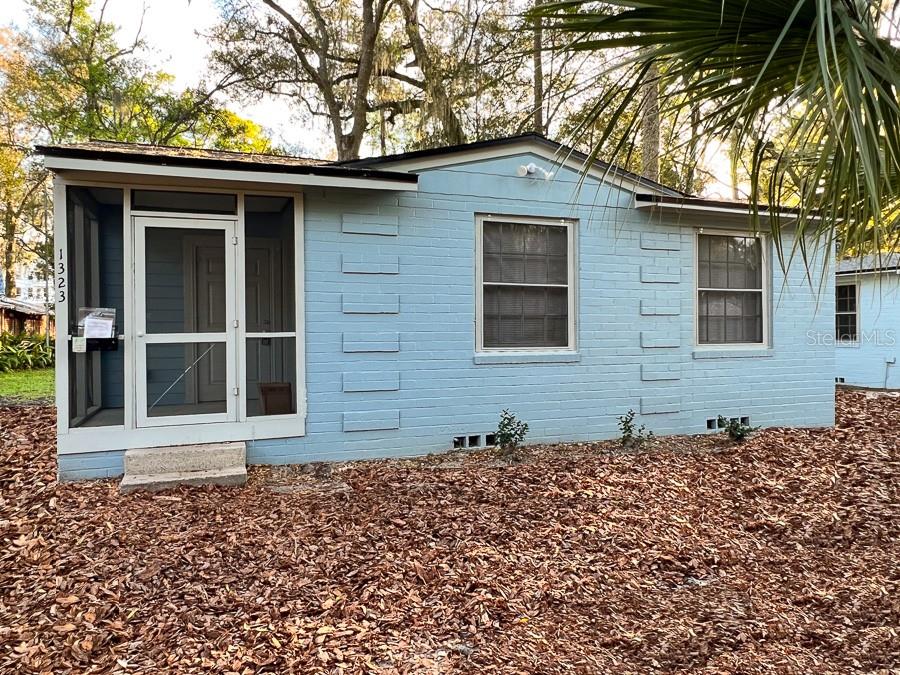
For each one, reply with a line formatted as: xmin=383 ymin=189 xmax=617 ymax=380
xmin=1 ymin=391 xmax=898 ymax=674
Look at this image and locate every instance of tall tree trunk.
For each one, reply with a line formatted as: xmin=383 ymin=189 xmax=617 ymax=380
xmin=341 ymin=0 xmax=382 ymax=160
xmin=399 ymin=0 xmax=466 ymax=146
xmin=641 ymin=63 xmax=660 ymax=183
xmin=684 ymin=101 xmax=700 ymax=193
xmin=533 ymin=0 xmax=544 ymax=135
xmin=729 ymin=130 xmax=741 ymax=201
xmin=3 ymin=215 xmax=16 ymax=297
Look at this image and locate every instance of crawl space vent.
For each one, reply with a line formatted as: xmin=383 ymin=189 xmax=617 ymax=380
xmin=452 ymin=434 xmax=496 ymax=449
xmin=706 ymin=416 xmax=751 ymax=431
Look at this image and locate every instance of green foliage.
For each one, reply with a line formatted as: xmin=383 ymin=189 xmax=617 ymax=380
xmin=14 ymin=0 xmax=274 ymax=151
xmin=536 ymin=0 xmax=900 ymax=263
xmin=496 ymin=409 xmax=529 ymax=458
xmin=0 ymin=333 xmax=55 ymax=372
xmin=0 ymin=0 xmax=276 ymax=300
xmin=717 ymin=416 xmax=759 ymax=443
xmin=617 ymin=409 xmax=653 ymax=448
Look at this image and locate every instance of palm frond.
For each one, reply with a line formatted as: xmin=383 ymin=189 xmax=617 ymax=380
xmin=534 ymin=0 xmax=900 ymax=267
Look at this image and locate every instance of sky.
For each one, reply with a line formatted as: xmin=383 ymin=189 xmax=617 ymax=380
xmin=2 ymin=0 xmax=737 ymax=196
xmin=3 ymin=0 xmax=220 ymax=90
xmin=2 ymin=0 xmax=326 ymax=155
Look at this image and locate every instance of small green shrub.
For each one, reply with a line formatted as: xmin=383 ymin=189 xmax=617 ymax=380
xmin=717 ymin=416 xmax=758 ymax=443
xmin=618 ymin=409 xmax=654 ymax=448
xmin=0 ymin=333 xmax=55 ymax=372
xmin=496 ymin=409 xmax=529 ymax=460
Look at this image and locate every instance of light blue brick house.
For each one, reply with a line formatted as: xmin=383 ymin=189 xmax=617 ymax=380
xmin=835 ymin=253 xmax=899 ymax=388
xmin=39 ymin=134 xmax=836 ymax=481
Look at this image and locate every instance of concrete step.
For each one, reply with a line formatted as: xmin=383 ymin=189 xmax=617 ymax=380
xmin=124 ymin=442 xmax=246 ymax=476
xmin=120 ymin=466 xmax=247 ymax=493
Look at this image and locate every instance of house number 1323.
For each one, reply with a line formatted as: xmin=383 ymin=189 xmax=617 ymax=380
xmin=57 ymin=247 xmax=66 ymax=303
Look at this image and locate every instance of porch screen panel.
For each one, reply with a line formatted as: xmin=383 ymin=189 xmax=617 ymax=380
xmin=145 ymin=342 xmax=227 ymax=417
xmin=132 ymin=190 xmax=236 ymax=215
xmin=65 ymin=186 xmax=126 ymax=428
xmin=141 ymin=225 xmax=229 ymax=420
xmin=247 ymin=337 xmax=297 ymax=416
xmin=244 ymin=196 xmax=297 ymax=417
xmin=144 ymin=228 xmax=226 ymax=335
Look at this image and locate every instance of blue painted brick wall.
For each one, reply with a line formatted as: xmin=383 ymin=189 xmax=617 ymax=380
xmin=61 ymin=150 xmax=836 ymax=479
xmin=247 ymin=151 xmax=836 ymax=466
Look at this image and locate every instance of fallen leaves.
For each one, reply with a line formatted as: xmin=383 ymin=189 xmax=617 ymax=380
xmin=0 ymin=392 xmax=898 ymax=673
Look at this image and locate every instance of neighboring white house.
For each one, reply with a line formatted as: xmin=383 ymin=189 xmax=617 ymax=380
xmin=835 ymin=253 xmax=900 ymax=389
xmin=3 ymin=260 xmax=54 ymax=305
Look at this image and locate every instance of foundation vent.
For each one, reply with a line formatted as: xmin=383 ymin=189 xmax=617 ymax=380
xmin=452 ymin=433 xmax=496 ymax=450
xmin=706 ymin=416 xmax=752 ymax=432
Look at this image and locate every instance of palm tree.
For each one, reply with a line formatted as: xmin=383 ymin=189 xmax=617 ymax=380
xmin=535 ymin=0 xmax=900 ymax=262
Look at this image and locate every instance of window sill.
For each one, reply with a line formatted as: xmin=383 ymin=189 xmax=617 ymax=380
xmin=836 ymin=341 xmax=859 ymax=348
xmin=474 ymin=351 xmax=581 ymax=365
xmin=692 ymin=347 xmax=773 ymax=359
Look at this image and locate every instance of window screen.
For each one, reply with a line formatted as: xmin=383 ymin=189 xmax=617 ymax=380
xmin=132 ymin=190 xmax=237 ymax=214
xmin=481 ymin=220 xmax=570 ymax=348
xmin=835 ymin=284 xmax=857 ymax=342
xmin=697 ymin=234 xmax=764 ymax=344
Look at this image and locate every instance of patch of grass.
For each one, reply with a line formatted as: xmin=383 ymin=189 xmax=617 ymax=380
xmin=0 ymin=368 xmax=55 ymax=403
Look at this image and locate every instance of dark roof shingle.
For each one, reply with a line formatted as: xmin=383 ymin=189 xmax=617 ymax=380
xmin=45 ymin=140 xmax=327 ymax=166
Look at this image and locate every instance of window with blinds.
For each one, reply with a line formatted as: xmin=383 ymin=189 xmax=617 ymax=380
xmin=835 ymin=284 xmax=858 ymax=342
xmin=479 ymin=219 xmax=573 ymax=350
xmin=697 ymin=233 xmax=766 ymax=345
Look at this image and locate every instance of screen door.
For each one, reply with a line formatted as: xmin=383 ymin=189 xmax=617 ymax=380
xmin=134 ymin=216 xmax=237 ymax=427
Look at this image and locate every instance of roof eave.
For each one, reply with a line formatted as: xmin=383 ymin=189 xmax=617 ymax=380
xmin=37 ymin=145 xmax=418 ymax=191
xmin=634 ymin=194 xmax=809 ymax=220
xmin=836 ymin=267 xmax=900 ymax=275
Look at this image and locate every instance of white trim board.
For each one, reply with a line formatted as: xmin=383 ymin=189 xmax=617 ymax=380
xmin=634 ymin=197 xmax=808 ymax=221
xmin=44 ymin=156 xmax=417 ymax=192
xmin=58 ymin=417 xmax=306 ymax=454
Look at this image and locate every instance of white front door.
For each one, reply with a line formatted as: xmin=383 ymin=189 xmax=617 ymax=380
xmin=134 ymin=216 xmax=237 ymax=427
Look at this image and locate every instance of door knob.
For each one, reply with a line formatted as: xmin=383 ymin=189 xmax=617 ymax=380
xmin=137 ymin=331 xmax=145 ymax=337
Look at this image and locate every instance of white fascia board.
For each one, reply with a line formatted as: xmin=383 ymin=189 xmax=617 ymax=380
xmin=43 ymin=156 xmax=417 ymax=192
xmin=836 ymin=268 xmax=900 ymax=277
xmin=362 ymin=140 xmax=671 ymax=196
xmin=633 ymin=197 xmax=806 ymax=221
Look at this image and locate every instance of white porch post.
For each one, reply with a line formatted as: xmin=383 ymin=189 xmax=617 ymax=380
xmin=52 ymin=176 xmax=68 ymax=434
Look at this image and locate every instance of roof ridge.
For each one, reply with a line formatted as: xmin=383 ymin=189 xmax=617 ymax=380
xmin=342 ymin=133 xmax=686 ymax=196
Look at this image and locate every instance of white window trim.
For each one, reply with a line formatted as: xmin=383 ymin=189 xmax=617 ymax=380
xmin=693 ymin=228 xmax=770 ymax=349
xmin=54 ymin=177 xmax=307 ymax=454
xmin=475 ymin=213 xmax=577 ymax=354
xmin=835 ymin=279 xmax=860 ymax=345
